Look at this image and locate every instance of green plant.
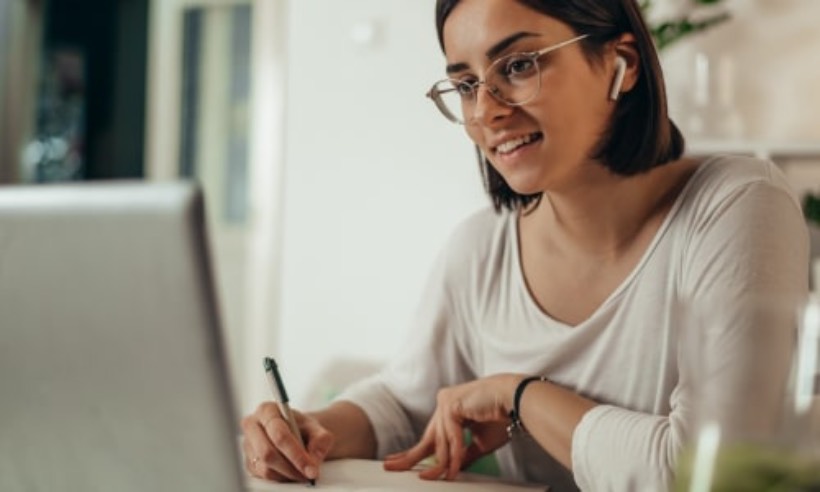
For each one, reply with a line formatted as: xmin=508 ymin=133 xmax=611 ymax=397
xmin=640 ymin=0 xmax=731 ymax=51
xmin=803 ymin=193 xmax=820 ymax=226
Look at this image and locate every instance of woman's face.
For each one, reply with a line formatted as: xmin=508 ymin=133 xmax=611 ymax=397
xmin=442 ymin=0 xmax=619 ymax=195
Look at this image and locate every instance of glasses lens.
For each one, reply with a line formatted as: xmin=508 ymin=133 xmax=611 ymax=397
xmin=431 ymin=80 xmax=469 ymax=124
xmin=487 ymin=52 xmax=541 ymax=105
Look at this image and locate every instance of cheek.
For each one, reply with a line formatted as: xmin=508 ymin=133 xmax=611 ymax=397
xmin=535 ymin=81 xmax=607 ymax=136
xmin=465 ymin=124 xmax=483 ymax=146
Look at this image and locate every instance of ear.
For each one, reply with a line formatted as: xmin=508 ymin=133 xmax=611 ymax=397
xmin=609 ymin=33 xmax=640 ymax=101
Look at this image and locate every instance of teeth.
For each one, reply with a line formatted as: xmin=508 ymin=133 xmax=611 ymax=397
xmin=496 ymin=134 xmax=537 ymax=154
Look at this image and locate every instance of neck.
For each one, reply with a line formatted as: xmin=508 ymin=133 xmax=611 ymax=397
xmin=522 ymin=160 xmax=692 ymax=259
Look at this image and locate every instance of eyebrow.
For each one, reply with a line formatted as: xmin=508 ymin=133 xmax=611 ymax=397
xmin=445 ymin=31 xmax=541 ymax=75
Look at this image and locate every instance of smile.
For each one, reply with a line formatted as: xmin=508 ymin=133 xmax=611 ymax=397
xmin=494 ymin=133 xmax=543 ymax=155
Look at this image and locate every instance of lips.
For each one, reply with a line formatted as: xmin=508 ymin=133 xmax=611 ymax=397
xmin=492 ymin=132 xmax=543 ymax=155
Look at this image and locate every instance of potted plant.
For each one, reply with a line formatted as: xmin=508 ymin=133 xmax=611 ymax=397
xmin=640 ymin=0 xmax=731 ymax=51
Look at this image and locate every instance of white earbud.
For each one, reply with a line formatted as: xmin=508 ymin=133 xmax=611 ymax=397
xmin=609 ymin=56 xmax=627 ymax=101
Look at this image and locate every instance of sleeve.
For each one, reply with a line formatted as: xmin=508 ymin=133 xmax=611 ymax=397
xmin=571 ymin=175 xmax=809 ymax=491
xmin=335 ymin=230 xmax=479 ymax=458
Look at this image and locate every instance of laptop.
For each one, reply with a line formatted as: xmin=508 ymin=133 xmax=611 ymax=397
xmin=0 ymin=181 xmax=248 ymax=491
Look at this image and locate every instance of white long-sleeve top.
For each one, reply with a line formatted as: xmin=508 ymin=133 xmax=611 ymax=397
xmin=338 ymin=155 xmax=809 ymax=491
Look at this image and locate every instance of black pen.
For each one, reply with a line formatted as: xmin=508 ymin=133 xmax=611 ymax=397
xmin=264 ymin=357 xmax=316 ymax=486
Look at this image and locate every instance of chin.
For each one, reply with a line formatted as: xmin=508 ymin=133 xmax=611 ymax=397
xmin=488 ymin=156 xmax=550 ymax=197
xmin=499 ymin=173 xmax=546 ymax=197
xmin=509 ymin=185 xmax=544 ymax=197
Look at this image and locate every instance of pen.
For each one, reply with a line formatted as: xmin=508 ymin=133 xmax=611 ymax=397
xmin=264 ymin=357 xmax=316 ymax=486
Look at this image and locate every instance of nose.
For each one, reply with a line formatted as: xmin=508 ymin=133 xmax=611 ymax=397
xmin=469 ymin=84 xmax=514 ymax=126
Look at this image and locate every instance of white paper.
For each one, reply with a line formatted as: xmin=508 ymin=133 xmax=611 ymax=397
xmin=245 ymin=459 xmax=547 ymax=492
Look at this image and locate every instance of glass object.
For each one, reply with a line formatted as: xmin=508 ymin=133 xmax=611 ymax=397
xmin=426 ymin=34 xmax=588 ymax=124
xmin=675 ymin=296 xmax=820 ymax=491
xmin=791 ymin=295 xmax=820 ymax=461
xmin=684 ymin=51 xmax=744 ymax=140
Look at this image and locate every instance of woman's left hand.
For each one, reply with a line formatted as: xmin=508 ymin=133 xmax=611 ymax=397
xmin=382 ymin=373 xmax=521 ymax=480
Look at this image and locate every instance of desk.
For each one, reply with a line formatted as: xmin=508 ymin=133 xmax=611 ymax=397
xmin=245 ymin=459 xmax=547 ymax=491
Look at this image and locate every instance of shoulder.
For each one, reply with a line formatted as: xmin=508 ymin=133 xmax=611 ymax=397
xmin=673 ymin=154 xmax=803 ymax=231
xmin=437 ymin=206 xmax=514 ymax=283
xmin=442 ymin=206 xmax=513 ymax=259
xmin=673 ymin=155 xmax=809 ymax=319
xmin=672 ymin=154 xmax=808 ymax=269
xmin=684 ymin=154 xmax=800 ymax=210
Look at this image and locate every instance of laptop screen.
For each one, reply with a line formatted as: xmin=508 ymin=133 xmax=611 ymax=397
xmin=0 ymin=181 xmax=245 ymax=491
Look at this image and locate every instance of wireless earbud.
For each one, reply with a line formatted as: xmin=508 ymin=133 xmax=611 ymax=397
xmin=609 ymin=56 xmax=627 ymax=101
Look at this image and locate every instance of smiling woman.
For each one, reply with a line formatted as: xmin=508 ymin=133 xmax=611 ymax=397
xmin=239 ymin=1 xmax=809 ymax=491
xmin=434 ymin=0 xmax=684 ymax=211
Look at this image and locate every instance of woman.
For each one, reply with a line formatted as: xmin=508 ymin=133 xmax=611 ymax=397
xmin=241 ymin=0 xmax=808 ymax=489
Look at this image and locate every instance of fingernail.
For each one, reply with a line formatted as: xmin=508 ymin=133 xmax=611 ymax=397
xmin=304 ymin=465 xmax=318 ymax=479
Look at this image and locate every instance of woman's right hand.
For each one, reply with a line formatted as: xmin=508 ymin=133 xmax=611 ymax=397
xmin=240 ymin=402 xmax=335 ymax=483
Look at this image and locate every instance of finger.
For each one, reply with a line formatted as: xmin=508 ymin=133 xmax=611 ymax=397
xmin=242 ymin=436 xmax=287 ymax=481
xmin=383 ymin=429 xmax=435 ymax=472
xmin=301 ymin=417 xmax=334 ymax=464
xmin=419 ymin=462 xmax=448 ymax=481
xmin=255 ymin=401 xmax=283 ymax=428
xmin=419 ymin=419 xmax=447 ymax=480
xmin=418 ymin=418 xmax=449 ymax=480
xmin=261 ymin=415 xmax=318 ymax=482
xmin=258 ymin=425 xmax=304 ymax=481
xmin=383 ymin=450 xmax=407 ymax=461
xmin=383 ymin=443 xmax=429 ymax=471
xmin=241 ymin=438 xmax=259 ymax=476
xmin=241 ymin=413 xmax=294 ymax=480
xmin=242 ymin=403 xmax=286 ymax=460
xmin=242 ymin=404 xmax=312 ymax=482
xmin=249 ymin=453 xmax=287 ymax=482
xmin=443 ymin=417 xmax=465 ymax=480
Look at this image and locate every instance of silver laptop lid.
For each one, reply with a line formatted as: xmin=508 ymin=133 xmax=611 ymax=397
xmin=0 ymin=181 xmax=244 ymax=492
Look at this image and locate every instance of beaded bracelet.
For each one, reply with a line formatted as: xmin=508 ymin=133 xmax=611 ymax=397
xmin=507 ymin=375 xmax=548 ymax=437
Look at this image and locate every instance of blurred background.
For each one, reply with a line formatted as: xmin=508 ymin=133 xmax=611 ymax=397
xmin=1 ymin=0 xmax=819 ymax=415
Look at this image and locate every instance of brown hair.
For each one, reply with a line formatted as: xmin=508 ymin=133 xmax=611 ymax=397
xmin=435 ymin=0 xmax=685 ymax=212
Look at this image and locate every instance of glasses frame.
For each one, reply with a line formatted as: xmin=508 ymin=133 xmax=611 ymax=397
xmin=426 ymin=34 xmax=590 ymax=125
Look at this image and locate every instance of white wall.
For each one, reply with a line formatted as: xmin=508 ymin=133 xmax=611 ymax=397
xmin=277 ymin=0 xmax=484 ymax=407
xmin=273 ymin=0 xmax=820 ymax=408
xmin=659 ymin=0 xmax=820 ymax=143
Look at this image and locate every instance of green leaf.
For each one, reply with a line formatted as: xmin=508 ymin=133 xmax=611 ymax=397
xmin=640 ymin=0 xmax=731 ymax=51
xmin=650 ymin=12 xmax=730 ymax=50
xmin=803 ymin=193 xmax=820 ymax=225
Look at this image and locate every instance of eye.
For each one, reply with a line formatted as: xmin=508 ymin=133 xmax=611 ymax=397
xmin=454 ymin=78 xmax=477 ymax=97
xmin=503 ymin=55 xmax=537 ymax=79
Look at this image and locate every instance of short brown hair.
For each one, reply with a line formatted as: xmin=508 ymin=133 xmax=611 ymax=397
xmin=435 ymin=0 xmax=686 ymax=212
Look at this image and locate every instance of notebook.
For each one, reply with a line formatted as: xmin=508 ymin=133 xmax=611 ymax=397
xmin=0 ymin=181 xmax=246 ymax=491
xmin=247 ymin=459 xmax=548 ymax=491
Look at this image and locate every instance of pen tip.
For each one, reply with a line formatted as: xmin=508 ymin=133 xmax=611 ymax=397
xmin=263 ymin=357 xmax=275 ymax=371
xmin=308 ymin=479 xmax=316 ymax=487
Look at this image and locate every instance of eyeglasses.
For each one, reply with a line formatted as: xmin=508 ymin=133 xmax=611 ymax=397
xmin=426 ymin=34 xmax=589 ymax=125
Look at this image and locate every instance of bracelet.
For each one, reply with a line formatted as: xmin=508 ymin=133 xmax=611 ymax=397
xmin=507 ymin=375 xmax=547 ymax=438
